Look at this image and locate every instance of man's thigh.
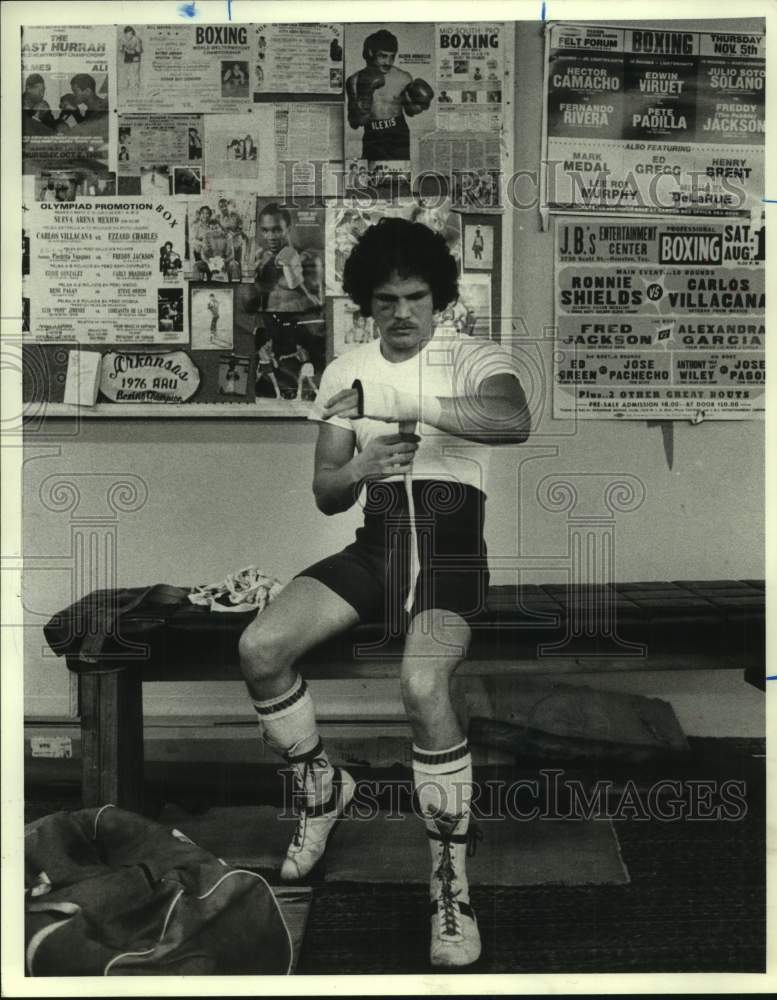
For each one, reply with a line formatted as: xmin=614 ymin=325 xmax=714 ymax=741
xmin=242 ymin=576 xmax=360 ymax=658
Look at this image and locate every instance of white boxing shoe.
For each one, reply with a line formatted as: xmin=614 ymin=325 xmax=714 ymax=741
xmin=280 ymin=763 xmax=355 ymax=881
xmin=427 ymin=821 xmax=482 ymax=968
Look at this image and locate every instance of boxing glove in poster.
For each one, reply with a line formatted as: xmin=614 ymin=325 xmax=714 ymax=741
xmin=343 ymin=23 xmax=436 ymax=189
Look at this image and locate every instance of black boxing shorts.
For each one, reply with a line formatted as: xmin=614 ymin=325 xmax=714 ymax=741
xmin=362 ymin=116 xmax=410 ymax=161
xmin=296 ymin=479 xmax=490 ymax=629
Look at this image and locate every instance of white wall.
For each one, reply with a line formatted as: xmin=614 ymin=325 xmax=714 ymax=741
xmin=22 ymin=18 xmax=765 ymax=738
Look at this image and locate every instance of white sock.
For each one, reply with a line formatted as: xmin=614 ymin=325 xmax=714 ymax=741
xmin=412 ymin=739 xmax=473 ymax=833
xmin=253 ymin=675 xmax=334 ymax=807
xmin=413 ymin=740 xmax=475 ymax=902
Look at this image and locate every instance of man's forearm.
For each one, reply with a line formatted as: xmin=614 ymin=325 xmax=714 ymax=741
xmin=430 ymin=388 xmax=531 ymax=445
xmin=313 ymin=459 xmax=363 ymax=515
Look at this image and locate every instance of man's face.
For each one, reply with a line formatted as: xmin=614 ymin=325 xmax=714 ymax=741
xmin=370 ymin=48 xmax=396 ymax=74
xmin=28 ymin=81 xmax=45 ymax=102
xmin=370 ymin=273 xmax=434 ymax=360
xmin=260 ymin=213 xmax=289 ymax=253
xmin=72 ymin=84 xmax=89 ymax=103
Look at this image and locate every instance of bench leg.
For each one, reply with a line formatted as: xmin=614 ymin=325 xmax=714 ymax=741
xmin=77 ymin=667 xmax=144 ymax=811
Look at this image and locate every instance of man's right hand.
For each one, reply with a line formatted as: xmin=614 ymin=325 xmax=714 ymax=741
xmin=351 ymin=433 xmax=418 ymax=480
xmin=347 ymin=66 xmax=385 ymax=125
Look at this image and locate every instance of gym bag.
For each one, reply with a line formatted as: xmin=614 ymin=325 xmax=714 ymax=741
xmin=25 ymin=805 xmax=293 ymax=976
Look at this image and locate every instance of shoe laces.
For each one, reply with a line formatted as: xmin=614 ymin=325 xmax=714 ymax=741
xmin=434 ymin=837 xmax=462 ymax=937
xmin=289 ymin=753 xmax=330 ymax=848
xmin=433 ymin=820 xmax=481 ymax=937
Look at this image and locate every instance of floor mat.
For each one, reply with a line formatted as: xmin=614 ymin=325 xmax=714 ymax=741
xmin=159 ymin=804 xmax=629 ymax=886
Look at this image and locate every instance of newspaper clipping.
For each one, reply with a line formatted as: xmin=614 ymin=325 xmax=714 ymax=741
xmin=27 ymin=198 xmax=188 ymax=345
xmin=117 ymin=113 xmax=203 ymax=194
xmin=202 ymin=109 xmax=277 ymax=191
xmin=22 ymin=25 xmax=113 ymax=175
xmin=275 ymin=104 xmax=344 ymax=198
xmin=544 ymin=24 xmax=765 ymax=216
xmin=253 ymin=23 xmax=344 ymax=98
xmin=554 ymin=215 xmax=765 ymax=419
xmin=116 ymin=24 xmax=253 ymax=114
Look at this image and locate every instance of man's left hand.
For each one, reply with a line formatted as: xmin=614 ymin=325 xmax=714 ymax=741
xmin=322 ymin=381 xmax=441 ymax=425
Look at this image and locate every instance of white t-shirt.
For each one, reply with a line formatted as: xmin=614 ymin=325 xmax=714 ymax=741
xmin=308 ymin=331 xmax=522 ymax=494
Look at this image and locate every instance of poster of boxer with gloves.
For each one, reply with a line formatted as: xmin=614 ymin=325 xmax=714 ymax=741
xmin=344 ymin=24 xmax=436 ymax=188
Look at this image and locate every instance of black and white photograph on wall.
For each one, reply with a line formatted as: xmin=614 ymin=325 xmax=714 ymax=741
xmin=191 ymin=286 xmax=234 ymax=350
xmin=327 ymin=296 xmax=378 ymax=360
xmin=464 ymin=221 xmax=494 ymax=269
xmin=173 ymin=165 xmax=202 ymax=196
xmin=138 ymin=163 xmax=171 ymax=195
xmin=188 ymin=193 xmax=256 ymax=283
xmin=5 ymin=2 xmax=770 ymax=991
xmin=157 ymin=288 xmax=184 ymax=333
xmin=159 ymin=240 xmax=183 ymax=279
xmin=118 ymin=25 xmax=143 ymax=95
xmin=218 ymin=353 xmax=250 ymax=396
xmin=452 ymin=167 xmax=502 ymax=210
xmin=220 ymin=60 xmax=250 ymax=98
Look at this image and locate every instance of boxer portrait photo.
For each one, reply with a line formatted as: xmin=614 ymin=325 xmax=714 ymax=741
xmin=344 ymin=25 xmax=436 ymax=171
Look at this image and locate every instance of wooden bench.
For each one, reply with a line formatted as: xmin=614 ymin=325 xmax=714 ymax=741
xmin=45 ymin=580 xmax=765 ymax=812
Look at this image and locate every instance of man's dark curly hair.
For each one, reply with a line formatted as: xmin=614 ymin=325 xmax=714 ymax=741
xmin=342 ymin=218 xmax=458 ymax=318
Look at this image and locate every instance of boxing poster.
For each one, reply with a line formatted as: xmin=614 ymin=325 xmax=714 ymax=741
xmin=250 ymin=200 xmax=326 ymax=396
xmin=343 ymin=23 xmax=437 ymax=189
xmin=116 ymin=114 xmax=204 ymax=195
xmin=21 ymin=25 xmax=113 ymax=176
xmin=553 ymin=215 xmax=765 ymax=419
xmin=542 ymin=24 xmax=765 ymax=216
xmin=435 ymin=23 xmax=504 ymax=133
xmin=116 ymin=24 xmax=253 ymax=114
xmin=26 ymin=197 xmax=188 ymax=345
xmin=252 ymin=23 xmax=344 ymax=99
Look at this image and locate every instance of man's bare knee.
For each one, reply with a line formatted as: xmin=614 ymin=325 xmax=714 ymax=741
xmin=238 ymin=620 xmax=296 ymax=683
xmin=400 ymin=657 xmax=460 ymax=711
